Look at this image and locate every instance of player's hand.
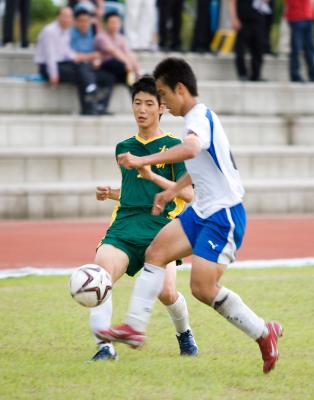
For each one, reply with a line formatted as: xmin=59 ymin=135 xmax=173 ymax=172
xmin=137 ymin=165 xmax=153 ymax=180
xmin=118 ymin=152 xmax=145 ymax=169
xmin=96 ymin=186 xmax=112 ymax=201
xmin=152 ymin=189 xmax=175 ymax=216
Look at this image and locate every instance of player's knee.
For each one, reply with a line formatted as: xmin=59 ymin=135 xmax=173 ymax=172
xmin=145 ymin=243 xmax=167 ymax=265
xmin=158 ymin=284 xmax=177 ymax=305
xmin=190 ymin=281 xmax=216 ymax=305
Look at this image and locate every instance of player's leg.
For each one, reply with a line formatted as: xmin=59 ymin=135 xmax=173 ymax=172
xmin=190 ymin=204 xmax=282 ymax=373
xmin=190 ymin=255 xmax=267 ymax=338
xmin=158 ymin=261 xmax=198 ymax=356
xmin=89 ymin=244 xmax=129 ymax=361
xmin=98 ymin=218 xmax=193 ymax=346
xmin=190 ymin=255 xmax=282 ymax=373
xmin=124 ymin=218 xmax=192 ymax=332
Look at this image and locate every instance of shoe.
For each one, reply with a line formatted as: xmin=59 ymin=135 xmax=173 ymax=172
xmin=176 ymin=329 xmax=199 ymax=356
xmin=96 ymin=324 xmax=145 ymax=349
xmin=90 ymin=343 xmax=118 ymax=362
xmin=256 ymin=321 xmax=283 ymax=374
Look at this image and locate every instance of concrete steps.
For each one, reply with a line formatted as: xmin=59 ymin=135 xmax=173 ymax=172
xmin=2 ymin=114 xmax=313 ymax=147
xmin=0 ymin=49 xmax=300 ymax=82
xmin=1 ymin=179 xmax=313 ymax=218
xmin=1 ymin=79 xmax=314 ymax=115
xmin=1 ymin=146 xmax=313 ymax=184
xmin=0 ymin=49 xmax=313 ymax=218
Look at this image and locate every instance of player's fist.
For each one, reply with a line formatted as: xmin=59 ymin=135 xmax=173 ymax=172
xmin=96 ymin=186 xmax=111 ymax=201
xmin=137 ymin=165 xmax=153 ymax=180
xmin=118 ymin=152 xmax=144 ymax=169
xmin=152 ymin=189 xmax=175 ymax=215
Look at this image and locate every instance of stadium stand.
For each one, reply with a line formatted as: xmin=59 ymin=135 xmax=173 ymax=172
xmin=0 ymin=49 xmax=313 ymax=217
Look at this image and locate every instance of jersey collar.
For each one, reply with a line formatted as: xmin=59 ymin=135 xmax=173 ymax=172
xmin=135 ymin=133 xmax=168 ymax=145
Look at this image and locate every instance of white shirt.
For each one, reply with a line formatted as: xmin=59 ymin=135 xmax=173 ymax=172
xmin=34 ymin=21 xmax=75 ymax=79
xmin=184 ymin=103 xmax=244 ymax=218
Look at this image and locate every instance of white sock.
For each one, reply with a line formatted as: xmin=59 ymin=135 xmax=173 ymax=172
xmin=89 ymin=295 xmax=112 ymax=345
xmin=211 ymin=287 xmax=267 ymax=340
xmin=125 ymin=263 xmax=166 ymax=332
xmin=166 ymin=292 xmax=191 ymax=334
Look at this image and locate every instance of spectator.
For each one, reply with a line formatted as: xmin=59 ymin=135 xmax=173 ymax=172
xmin=285 ymin=0 xmax=314 ymax=82
xmin=35 ymin=7 xmax=113 ymax=115
xmin=95 ymin=12 xmax=141 ymax=89
xmin=229 ymin=0 xmax=271 ymax=81
xmin=191 ymin=0 xmax=220 ymax=53
xmin=71 ymin=8 xmax=115 ymax=114
xmin=124 ymin=0 xmax=157 ymax=50
xmin=2 ymin=0 xmax=31 ymax=48
xmin=157 ymin=0 xmax=184 ymax=51
xmin=68 ymin=0 xmax=105 ymax=32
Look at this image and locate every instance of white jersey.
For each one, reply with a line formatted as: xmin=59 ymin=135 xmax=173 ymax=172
xmin=183 ymin=103 xmax=245 ymax=219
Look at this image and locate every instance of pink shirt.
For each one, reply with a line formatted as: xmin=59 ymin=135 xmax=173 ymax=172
xmin=94 ymin=31 xmax=130 ymax=64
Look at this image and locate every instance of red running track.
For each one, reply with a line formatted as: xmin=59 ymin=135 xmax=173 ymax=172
xmin=0 ymin=216 xmax=314 ymax=269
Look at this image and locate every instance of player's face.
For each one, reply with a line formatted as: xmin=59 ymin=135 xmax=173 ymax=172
xmin=156 ymin=79 xmax=183 ymax=116
xmin=132 ymin=92 xmax=161 ymax=129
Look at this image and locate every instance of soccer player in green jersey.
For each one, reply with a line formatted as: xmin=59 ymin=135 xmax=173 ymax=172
xmin=88 ymin=76 xmax=198 ymax=361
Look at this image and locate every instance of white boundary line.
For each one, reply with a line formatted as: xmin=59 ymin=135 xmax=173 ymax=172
xmin=0 ymin=257 xmax=314 ymax=279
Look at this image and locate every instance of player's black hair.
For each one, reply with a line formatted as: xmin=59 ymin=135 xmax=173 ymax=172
xmin=153 ymin=57 xmax=198 ymax=96
xmin=131 ymin=75 xmax=161 ymax=105
xmin=104 ymin=11 xmax=121 ymax=22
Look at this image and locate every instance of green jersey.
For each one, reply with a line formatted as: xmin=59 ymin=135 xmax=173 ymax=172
xmin=106 ymin=133 xmax=187 ymax=246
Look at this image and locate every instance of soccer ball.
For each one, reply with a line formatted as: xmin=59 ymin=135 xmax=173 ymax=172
xmin=69 ymin=264 xmax=112 ymax=308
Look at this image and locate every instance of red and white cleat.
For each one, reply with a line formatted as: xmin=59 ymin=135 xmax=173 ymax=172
xmin=96 ymin=324 xmax=146 ymax=349
xmin=257 ymin=321 xmax=283 ymax=374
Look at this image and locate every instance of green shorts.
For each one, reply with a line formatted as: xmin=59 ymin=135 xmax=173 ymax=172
xmin=97 ymin=234 xmax=182 ymax=277
xmin=98 ymin=235 xmax=148 ymax=277
xmin=97 ymin=210 xmax=181 ymax=276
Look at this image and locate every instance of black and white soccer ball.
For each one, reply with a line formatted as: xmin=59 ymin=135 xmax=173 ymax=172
xmin=69 ymin=264 xmax=112 ymax=308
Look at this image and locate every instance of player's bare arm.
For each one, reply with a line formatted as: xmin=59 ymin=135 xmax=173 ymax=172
xmin=96 ymin=186 xmax=120 ymax=201
xmin=137 ymin=165 xmax=193 ymax=203
xmin=118 ymin=134 xmax=201 ymax=170
xmin=152 ymin=173 xmax=193 ymax=215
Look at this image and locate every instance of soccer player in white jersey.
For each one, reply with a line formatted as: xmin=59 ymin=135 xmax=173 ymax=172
xmin=97 ymin=58 xmax=283 ymax=374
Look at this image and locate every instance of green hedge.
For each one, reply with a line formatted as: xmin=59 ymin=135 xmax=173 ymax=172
xmin=31 ymin=0 xmax=58 ymax=23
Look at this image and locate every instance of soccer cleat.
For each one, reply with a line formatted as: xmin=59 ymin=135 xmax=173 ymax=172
xmin=96 ymin=324 xmax=146 ymax=349
xmin=257 ymin=321 xmax=283 ymax=374
xmin=176 ymin=329 xmax=199 ymax=356
xmin=90 ymin=344 xmax=118 ymax=362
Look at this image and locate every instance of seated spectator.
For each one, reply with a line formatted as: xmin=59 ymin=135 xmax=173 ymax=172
xmin=68 ymin=0 xmax=104 ymax=33
xmin=71 ymin=9 xmax=98 ymax=55
xmin=71 ymin=8 xmax=115 ymax=114
xmin=285 ymin=0 xmax=314 ymax=82
xmin=95 ymin=12 xmax=141 ymax=88
xmin=34 ymin=7 xmax=114 ymax=115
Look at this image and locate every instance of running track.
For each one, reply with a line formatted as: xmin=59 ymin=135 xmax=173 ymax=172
xmin=0 ymin=216 xmax=313 ymax=269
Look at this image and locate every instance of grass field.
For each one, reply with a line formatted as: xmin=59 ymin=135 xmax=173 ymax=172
xmin=1 ymin=267 xmax=314 ymax=400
